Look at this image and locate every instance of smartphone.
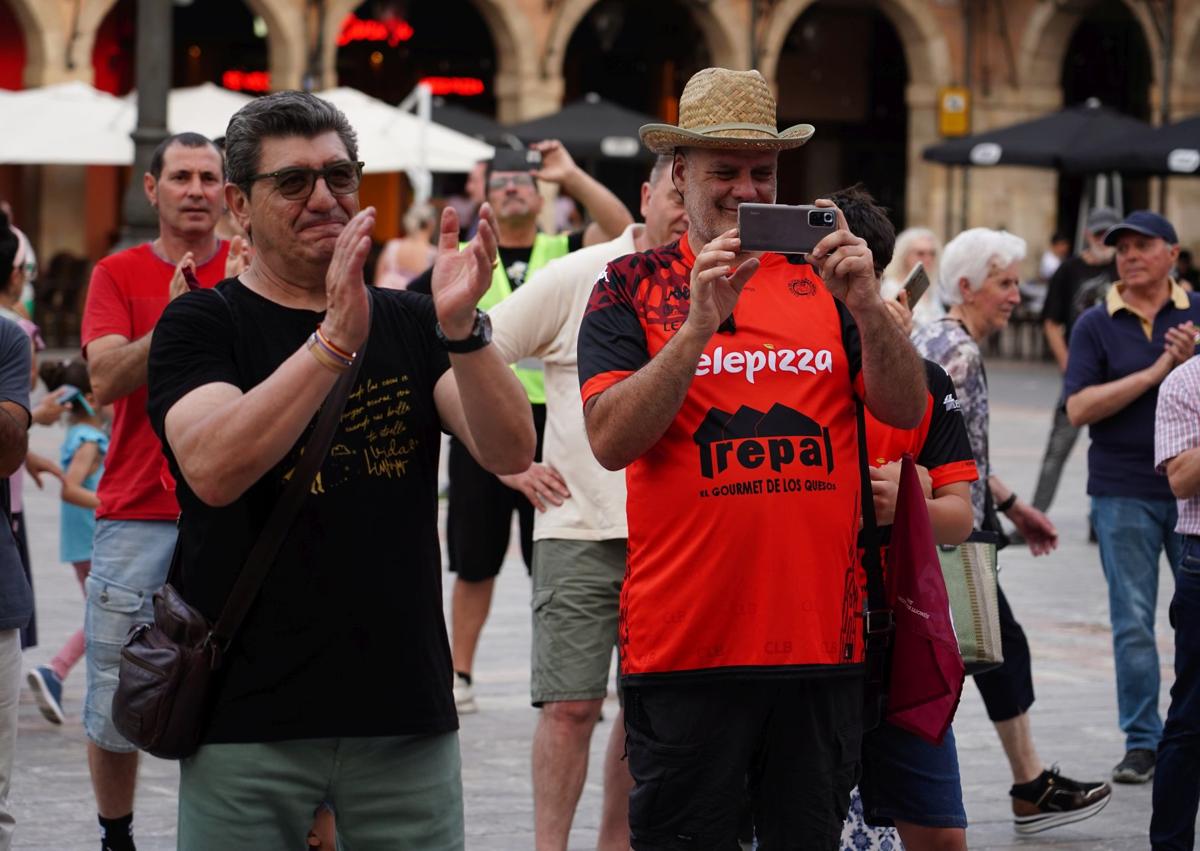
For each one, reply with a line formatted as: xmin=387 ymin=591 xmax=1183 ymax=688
xmin=182 ymin=266 xmax=201 ymax=291
xmin=737 ymin=203 xmax=838 ymax=255
xmin=901 ymin=262 xmax=931 ymax=306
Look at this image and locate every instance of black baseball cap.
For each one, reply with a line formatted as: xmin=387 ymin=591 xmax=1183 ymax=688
xmin=1103 ymin=210 xmax=1179 ymax=246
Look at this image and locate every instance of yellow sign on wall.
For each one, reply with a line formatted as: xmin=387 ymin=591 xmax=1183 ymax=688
xmin=939 ymin=87 xmax=971 ymax=137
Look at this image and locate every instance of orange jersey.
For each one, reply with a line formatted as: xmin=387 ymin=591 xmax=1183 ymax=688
xmin=579 ymin=235 xmax=867 ymax=681
xmin=866 ymin=359 xmax=978 ymax=489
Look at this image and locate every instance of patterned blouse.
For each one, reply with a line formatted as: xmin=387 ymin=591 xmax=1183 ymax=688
xmin=912 ymin=317 xmax=990 ymax=528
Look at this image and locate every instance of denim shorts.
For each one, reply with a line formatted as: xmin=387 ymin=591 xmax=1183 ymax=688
xmin=84 ymin=519 xmax=177 ymax=752
xmin=857 ymin=721 xmax=967 ymax=829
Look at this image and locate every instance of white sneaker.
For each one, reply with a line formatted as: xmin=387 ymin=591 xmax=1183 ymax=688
xmin=454 ymin=674 xmax=477 ymax=715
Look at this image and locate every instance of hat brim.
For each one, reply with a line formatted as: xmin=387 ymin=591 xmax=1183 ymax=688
xmin=639 ymin=122 xmax=815 ymax=155
xmin=1103 ymin=224 xmax=1168 ymax=246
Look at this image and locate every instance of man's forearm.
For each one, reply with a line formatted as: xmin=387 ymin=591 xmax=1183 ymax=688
xmin=90 ymin=334 xmax=153 ymax=405
xmin=450 ymin=347 xmax=536 ymax=474
xmin=855 ymin=299 xmax=925 ymax=428
xmin=1066 ymin=358 xmax=1168 ymax=427
xmin=0 ymin=406 xmax=28 ymax=477
xmin=1167 ymin=447 xmax=1200 ymax=500
xmin=167 ymin=348 xmax=340 ymax=506
xmin=585 ymin=324 xmax=708 ymax=470
xmin=562 ymin=168 xmax=633 ymax=241
xmin=1043 ymin=321 xmax=1068 ymax=372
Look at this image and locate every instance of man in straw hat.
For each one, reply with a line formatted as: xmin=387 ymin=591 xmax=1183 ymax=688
xmin=578 ymin=67 xmax=926 ymax=848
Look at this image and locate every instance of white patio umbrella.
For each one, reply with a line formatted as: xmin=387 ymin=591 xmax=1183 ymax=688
xmin=0 ymin=81 xmax=133 ymax=165
xmin=313 ymin=87 xmax=494 ymax=174
xmin=132 ymin=82 xmax=254 ymax=140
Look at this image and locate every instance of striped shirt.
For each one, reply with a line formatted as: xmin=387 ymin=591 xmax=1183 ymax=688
xmin=1155 ymin=354 xmax=1200 ymax=535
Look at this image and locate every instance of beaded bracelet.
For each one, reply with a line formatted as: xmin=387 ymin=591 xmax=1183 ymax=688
xmin=316 ymin=325 xmax=355 ymax=361
xmin=306 ymin=332 xmax=350 ymax=373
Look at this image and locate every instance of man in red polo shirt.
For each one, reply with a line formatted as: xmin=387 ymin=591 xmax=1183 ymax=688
xmin=80 ymin=132 xmax=228 ymax=851
xmin=578 ymin=68 xmax=926 ymax=849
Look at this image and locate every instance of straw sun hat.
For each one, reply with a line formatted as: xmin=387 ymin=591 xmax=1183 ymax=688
xmin=639 ymin=68 xmax=815 ymax=155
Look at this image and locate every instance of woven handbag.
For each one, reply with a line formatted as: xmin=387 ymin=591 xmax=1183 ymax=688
xmin=936 ymin=530 xmax=1003 ymax=676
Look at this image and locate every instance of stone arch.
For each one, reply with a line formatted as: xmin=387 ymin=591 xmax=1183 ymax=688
xmin=757 ymin=0 xmax=952 ymax=92
xmin=1175 ymin=2 xmax=1200 ymax=114
xmin=1017 ymin=0 xmax=1162 ymax=98
xmin=321 ymin=0 xmax=531 ymax=109
xmin=3 ymin=0 xmax=84 ymax=85
xmin=542 ymin=0 xmax=746 ymax=89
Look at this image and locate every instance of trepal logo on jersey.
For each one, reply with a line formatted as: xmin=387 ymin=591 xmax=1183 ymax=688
xmin=695 ymin=344 xmax=834 ymax=385
xmin=692 ymin=403 xmax=835 ymax=481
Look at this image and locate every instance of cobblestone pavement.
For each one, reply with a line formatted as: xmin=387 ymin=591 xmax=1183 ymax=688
xmin=8 ymin=358 xmax=1185 ymax=849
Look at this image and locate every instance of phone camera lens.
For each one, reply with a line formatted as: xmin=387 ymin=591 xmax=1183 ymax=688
xmin=824 ymin=212 xmax=835 ymax=224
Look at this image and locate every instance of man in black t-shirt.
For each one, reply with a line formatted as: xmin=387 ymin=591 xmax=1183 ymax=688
xmin=146 ymin=91 xmax=535 ymax=849
xmin=408 ymin=143 xmax=633 ymax=713
xmin=1032 ymin=207 xmax=1120 ymax=513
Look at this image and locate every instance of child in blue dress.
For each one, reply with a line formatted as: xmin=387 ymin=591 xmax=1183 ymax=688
xmin=26 ymin=359 xmax=107 ymax=724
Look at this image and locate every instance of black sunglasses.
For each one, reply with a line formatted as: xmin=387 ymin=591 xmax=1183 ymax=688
xmin=247 ymin=160 xmax=365 ymax=200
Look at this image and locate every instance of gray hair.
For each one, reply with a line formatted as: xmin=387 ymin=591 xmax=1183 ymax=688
xmin=403 ymin=201 xmax=435 ymax=234
xmin=883 ymin=227 xmax=940 ymax=284
xmin=224 ymin=91 xmax=359 ymax=192
xmin=647 ymin=155 xmax=673 ymax=187
xmin=938 ymin=227 xmax=1027 ymax=306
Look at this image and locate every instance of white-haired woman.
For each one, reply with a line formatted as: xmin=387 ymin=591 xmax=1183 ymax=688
xmin=911 ymin=228 xmax=1112 ymax=834
xmin=882 ymin=227 xmax=942 ymax=328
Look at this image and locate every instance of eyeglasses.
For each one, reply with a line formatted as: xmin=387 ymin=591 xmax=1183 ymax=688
xmin=247 ymin=160 xmax=365 ymax=200
xmin=488 ymin=173 xmax=535 ymax=191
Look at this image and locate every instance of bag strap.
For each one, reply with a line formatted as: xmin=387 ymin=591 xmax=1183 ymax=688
xmin=208 ymin=296 xmax=372 ymax=654
xmin=855 ymin=397 xmax=893 ymax=682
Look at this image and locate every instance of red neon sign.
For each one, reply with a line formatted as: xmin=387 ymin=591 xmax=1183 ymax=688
xmin=337 ymin=13 xmax=414 ymax=48
xmin=420 ymin=76 xmax=485 ymax=97
xmin=222 ymin=70 xmax=271 ymax=92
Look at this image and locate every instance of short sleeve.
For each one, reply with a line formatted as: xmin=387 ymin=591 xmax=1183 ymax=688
xmin=80 ymin=263 xmax=132 ymax=350
xmin=918 ymin=362 xmax=978 ymax=489
xmin=1155 ymin=362 xmax=1200 ymax=472
xmin=0 ymin=320 xmax=31 ymax=415
xmin=146 ymin=288 xmax=240 ymax=443
xmin=1040 ymin=261 xmax=1071 ymax=325
xmin=490 ymin=260 xmax=574 ymax=365
xmin=1062 ymin=308 xmax=1108 ymax=399
xmin=577 ymin=264 xmax=649 ymax=406
xmin=391 ymin=290 xmax=451 ymax=385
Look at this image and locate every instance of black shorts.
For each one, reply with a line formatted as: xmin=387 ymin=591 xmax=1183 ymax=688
xmin=973 ymin=581 xmax=1035 ymax=722
xmin=623 ymin=674 xmax=863 ymax=851
xmin=447 ymin=403 xmax=545 ymax=582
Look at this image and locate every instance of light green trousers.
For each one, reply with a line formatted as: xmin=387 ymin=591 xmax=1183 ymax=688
xmin=178 ymin=732 xmax=464 ymax=850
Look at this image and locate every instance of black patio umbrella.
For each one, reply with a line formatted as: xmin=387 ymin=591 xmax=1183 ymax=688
xmin=504 ymin=93 xmax=658 ymax=161
xmin=923 ymin=100 xmax=1152 ymax=171
xmin=430 ymin=100 xmax=515 ymax=147
xmin=1064 ymin=115 xmax=1200 ymax=176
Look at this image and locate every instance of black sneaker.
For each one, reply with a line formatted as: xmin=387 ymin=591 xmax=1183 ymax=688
xmin=1010 ymin=767 xmax=1112 ymax=835
xmin=1112 ymin=748 xmax=1156 ymax=783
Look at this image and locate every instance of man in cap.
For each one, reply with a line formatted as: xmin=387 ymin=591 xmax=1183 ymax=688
xmin=488 ymin=154 xmax=687 ymax=851
xmin=1032 ymin=206 xmax=1120 ymax=514
xmin=410 ymin=140 xmax=633 ymax=713
xmin=578 ymin=67 xmax=925 ymax=848
xmin=1066 ymin=210 xmax=1200 ymax=784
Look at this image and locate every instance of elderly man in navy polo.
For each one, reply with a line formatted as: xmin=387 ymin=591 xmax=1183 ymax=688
xmin=1065 ymin=210 xmax=1200 ymax=785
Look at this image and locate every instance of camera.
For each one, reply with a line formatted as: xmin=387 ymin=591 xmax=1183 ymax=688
xmin=809 ymin=209 xmax=837 ymax=227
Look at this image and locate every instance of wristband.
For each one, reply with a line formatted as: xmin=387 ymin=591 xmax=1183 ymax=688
xmin=316 ymin=325 xmax=356 ymax=361
xmin=306 ymin=332 xmax=350 ymax=373
xmin=996 ymin=492 xmax=1017 ymax=513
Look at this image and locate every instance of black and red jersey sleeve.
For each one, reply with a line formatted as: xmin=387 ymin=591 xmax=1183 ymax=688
xmin=917 ymin=359 xmax=978 ymax=490
xmin=578 ymin=258 xmax=650 ymax=406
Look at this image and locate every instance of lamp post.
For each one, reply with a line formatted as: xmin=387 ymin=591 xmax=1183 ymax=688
xmin=115 ymin=0 xmax=171 ymax=249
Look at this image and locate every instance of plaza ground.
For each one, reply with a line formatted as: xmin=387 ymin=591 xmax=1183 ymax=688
xmin=8 ymin=358 xmax=1184 ymax=849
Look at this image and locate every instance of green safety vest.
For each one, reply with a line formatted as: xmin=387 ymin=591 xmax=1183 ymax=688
xmin=471 ymin=232 xmax=571 ymax=405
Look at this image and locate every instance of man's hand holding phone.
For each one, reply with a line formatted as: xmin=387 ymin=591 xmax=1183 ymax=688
xmin=807 ymin=200 xmax=879 ymax=313
xmin=684 ymin=229 xmax=759 ymax=340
